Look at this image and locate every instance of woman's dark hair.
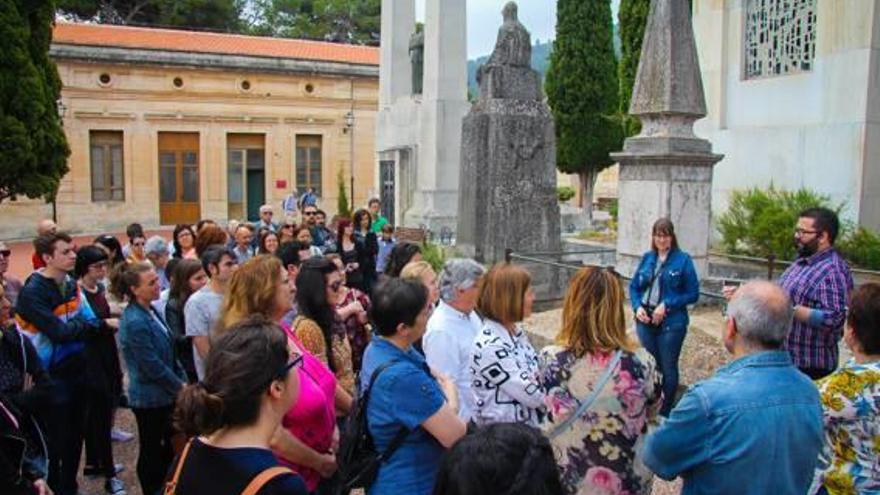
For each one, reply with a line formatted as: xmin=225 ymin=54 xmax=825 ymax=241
xmin=336 ymin=218 xmax=354 ymax=247
xmin=353 ymin=208 xmax=371 ymax=233
xmin=848 ymin=283 xmax=880 ymax=355
xmin=168 ymin=258 xmax=204 ymax=305
xmin=258 ymin=230 xmax=278 ymax=255
xmin=371 ymin=278 xmax=428 ymax=337
xmin=650 ymin=217 xmax=679 ymax=252
xmin=384 ymin=242 xmax=422 ymax=277
xmin=94 ymin=234 xmax=125 ymax=266
xmin=126 ymin=223 xmax=144 ymax=241
xmin=432 ymin=423 xmax=564 ymax=495
xmin=295 ymin=258 xmax=338 ymax=371
xmin=74 ymin=245 xmax=109 ymax=279
xmin=195 ymin=224 xmax=229 ymax=258
xmin=172 ymin=224 xmax=196 ymax=258
xmin=175 ymin=316 xmax=290 ymax=436
xmin=108 ymin=262 xmax=153 ymax=301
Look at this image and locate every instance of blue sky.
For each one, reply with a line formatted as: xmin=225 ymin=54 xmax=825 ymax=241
xmin=415 ymin=0 xmax=622 ymax=58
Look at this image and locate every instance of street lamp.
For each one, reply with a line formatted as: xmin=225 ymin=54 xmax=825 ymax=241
xmin=53 ymin=97 xmax=67 ymax=223
xmin=345 ymin=111 xmax=355 ymax=208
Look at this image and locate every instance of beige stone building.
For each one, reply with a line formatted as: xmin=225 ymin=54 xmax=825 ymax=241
xmin=0 ymin=22 xmax=379 ymax=239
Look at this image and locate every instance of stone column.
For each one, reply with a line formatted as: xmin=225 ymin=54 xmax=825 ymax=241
xmin=379 ymin=0 xmax=415 ymax=107
xmin=611 ymin=0 xmax=724 ymax=277
xmin=404 ymin=0 xmax=470 ymax=232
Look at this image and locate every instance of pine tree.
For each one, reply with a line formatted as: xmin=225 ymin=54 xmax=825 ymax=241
xmin=0 ymin=0 xmax=70 ymax=203
xmin=545 ymin=0 xmax=622 ymax=218
xmin=336 ymin=168 xmax=351 ymax=217
xmin=618 ymin=0 xmax=650 ymax=137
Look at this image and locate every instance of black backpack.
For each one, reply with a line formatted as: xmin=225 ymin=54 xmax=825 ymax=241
xmin=333 ymin=359 xmax=410 ymax=495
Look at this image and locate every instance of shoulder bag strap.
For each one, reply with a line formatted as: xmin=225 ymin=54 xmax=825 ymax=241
xmin=549 ymin=350 xmax=623 ymax=439
xmin=240 ymin=466 xmax=294 ymax=495
xmin=164 ymin=438 xmax=195 ymax=495
xmin=361 ymin=358 xmax=410 ymax=460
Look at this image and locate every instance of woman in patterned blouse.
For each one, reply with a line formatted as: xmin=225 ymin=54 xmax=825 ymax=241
xmin=469 ymin=263 xmax=545 ymax=426
xmin=539 ymin=266 xmax=663 ymax=495
xmin=811 ymin=283 xmax=880 ymax=495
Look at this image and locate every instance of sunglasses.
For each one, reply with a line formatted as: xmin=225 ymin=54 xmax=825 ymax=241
xmin=133 ymin=242 xmax=145 ymax=247
xmin=303 ymin=212 xmax=316 ymax=216
xmin=277 ymin=353 xmax=304 ymax=379
xmin=0 ymin=250 xmax=10 ymax=258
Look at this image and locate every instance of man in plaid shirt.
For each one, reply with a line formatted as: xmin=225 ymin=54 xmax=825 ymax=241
xmin=778 ymin=207 xmax=853 ymax=379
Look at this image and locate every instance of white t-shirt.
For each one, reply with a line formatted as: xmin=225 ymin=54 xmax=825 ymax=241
xmin=183 ymin=285 xmax=224 ymax=380
xmin=423 ymin=301 xmax=483 ymax=421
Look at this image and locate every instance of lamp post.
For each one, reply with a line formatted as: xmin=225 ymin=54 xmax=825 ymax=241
xmin=345 ymin=111 xmax=355 ymax=208
xmin=53 ymin=98 xmax=67 ymax=223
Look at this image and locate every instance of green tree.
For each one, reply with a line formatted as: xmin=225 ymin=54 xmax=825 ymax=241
xmin=0 ymin=0 xmax=70 ymax=203
xmin=545 ymin=0 xmax=622 ymax=219
xmin=336 ymin=168 xmax=351 ymax=217
xmin=56 ymin=0 xmax=243 ymax=31
xmin=252 ymin=0 xmax=380 ymax=44
xmin=617 ymin=0 xmax=650 ymax=137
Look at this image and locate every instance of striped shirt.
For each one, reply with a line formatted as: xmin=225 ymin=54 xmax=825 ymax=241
xmin=778 ymin=248 xmax=853 ymax=371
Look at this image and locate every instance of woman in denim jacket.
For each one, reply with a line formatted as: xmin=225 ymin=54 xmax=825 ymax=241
xmin=629 ymin=218 xmax=699 ymax=416
xmin=112 ymin=262 xmax=185 ymax=495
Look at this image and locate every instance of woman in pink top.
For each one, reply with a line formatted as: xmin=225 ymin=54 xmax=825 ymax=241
xmin=215 ymin=255 xmax=353 ymax=492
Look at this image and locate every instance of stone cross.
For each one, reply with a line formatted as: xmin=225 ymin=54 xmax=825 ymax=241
xmin=611 ymin=0 xmax=724 ymax=277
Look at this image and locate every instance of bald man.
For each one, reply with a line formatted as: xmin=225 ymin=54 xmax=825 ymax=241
xmin=31 ymin=219 xmax=58 ymax=270
xmin=642 ymin=281 xmax=823 ymax=495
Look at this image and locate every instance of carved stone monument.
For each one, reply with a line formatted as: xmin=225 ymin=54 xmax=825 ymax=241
xmin=611 ymin=0 xmax=724 ymax=277
xmin=457 ymin=2 xmax=561 ymax=264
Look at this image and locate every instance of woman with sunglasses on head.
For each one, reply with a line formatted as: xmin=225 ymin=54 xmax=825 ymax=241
xmin=629 ymin=218 xmax=699 ymax=417
xmin=76 ymin=246 xmax=126 ymax=494
xmin=215 ymin=256 xmax=350 ymax=494
xmin=540 ymin=266 xmax=662 ymax=495
xmin=278 ymin=219 xmax=297 ymax=245
xmin=169 ymin=316 xmax=307 ymax=495
xmin=326 ymin=254 xmax=372 ymax=375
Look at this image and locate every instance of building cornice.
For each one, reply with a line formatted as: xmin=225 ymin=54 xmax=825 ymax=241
xmin=50 ymin=44 xmax=380 ymax=79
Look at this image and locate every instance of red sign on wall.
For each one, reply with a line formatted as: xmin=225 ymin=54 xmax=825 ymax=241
xmin=275 ymin=180 xmax=287 ymax=189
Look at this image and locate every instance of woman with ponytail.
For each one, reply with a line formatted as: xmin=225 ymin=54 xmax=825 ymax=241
xmin=432 ymin=423 xmax=563 ymax=495
xmin=113 ymin=262 xmax=186 ymax=495
xmin=215 ymin=255 xmax=350 ymax=493
xmin=168 ymin=317 xmax=307 ymax=495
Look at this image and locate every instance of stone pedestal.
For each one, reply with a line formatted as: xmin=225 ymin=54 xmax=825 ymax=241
xmin=457 ymin=3 xmax=560 ymax=264
xmin=612 ymin=0 xmax=723 ymax=278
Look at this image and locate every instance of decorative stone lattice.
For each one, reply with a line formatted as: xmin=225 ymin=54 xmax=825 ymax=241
xmin=744 ymin=0 xmax=817 ymax=79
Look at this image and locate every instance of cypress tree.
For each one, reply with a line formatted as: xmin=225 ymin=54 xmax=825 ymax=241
xmin=0 ymin=0 xmax=69 ymax=203
xmin=545 ymin=0 xmax=621 ymax=218
xmin=618 ymin=0 xmax=651 ymax=137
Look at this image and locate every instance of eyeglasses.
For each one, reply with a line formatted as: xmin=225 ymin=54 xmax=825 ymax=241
xmin=133 ymin=242 xmax=145 ymax=247
xmin=0 ymin=250 xmax=10 ymax=258
xmin=303 ymin=212 xmax=316 ymax=216
xmin=794 ymin=228 xmax=819 ymax=237
xmin=263 ymin=212 xmax=273 ymax=216
xmin=282 ymin=224 xmax=294 ymax=229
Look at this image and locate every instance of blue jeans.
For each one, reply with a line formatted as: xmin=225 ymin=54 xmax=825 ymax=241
xmin=636 ymin=322 xmax=686 ymax=416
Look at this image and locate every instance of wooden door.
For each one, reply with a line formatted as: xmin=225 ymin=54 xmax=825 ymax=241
xmin=158 ymin=132 xmax=200 ymax=225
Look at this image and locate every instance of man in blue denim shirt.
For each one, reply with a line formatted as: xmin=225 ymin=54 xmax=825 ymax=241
xmin=642 ymin=281 xmax=823 ymax=494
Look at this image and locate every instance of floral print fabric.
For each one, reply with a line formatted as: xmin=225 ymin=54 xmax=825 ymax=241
xmin=539 ymin=347 xmax=662 ymax=495
xmin=812 ymin=359 xmax=880 ymax=495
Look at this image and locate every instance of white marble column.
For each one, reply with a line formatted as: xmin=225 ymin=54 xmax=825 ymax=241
xmin=406 ymin=0 xmax=470 ymax=231
xmin=379 ymin=0 xmax=415 ymax=107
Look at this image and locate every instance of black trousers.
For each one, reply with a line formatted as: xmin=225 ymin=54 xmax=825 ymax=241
xmin=799 ymin=366 xmax=834 ymax=380
xmin=84 ymin=387 xmax=116 ymax=477
xmin=46 ymin=390 xmax=88 ymax=495
xmin=132 ymin=405 xmax=175 ymax=495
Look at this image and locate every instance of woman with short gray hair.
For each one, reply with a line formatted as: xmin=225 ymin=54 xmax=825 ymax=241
xmin=423 ymin=258 xmax=486 ymax=421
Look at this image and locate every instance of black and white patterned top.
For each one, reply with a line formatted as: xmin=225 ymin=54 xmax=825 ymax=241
xmin=469 ymin=318 xmax=545 ymax=426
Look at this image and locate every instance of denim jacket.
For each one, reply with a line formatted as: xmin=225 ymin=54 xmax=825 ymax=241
xmin=119 ymin=302 xmax=185 ymax=409
xmin=642 ymin=351 xmax=823 ymax=495
xmin=629 ymin=248 xmax=699 ymax=329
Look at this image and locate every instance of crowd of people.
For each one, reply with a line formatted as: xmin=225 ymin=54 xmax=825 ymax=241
xmin=0 ymin=202 xmax=877 ymax=495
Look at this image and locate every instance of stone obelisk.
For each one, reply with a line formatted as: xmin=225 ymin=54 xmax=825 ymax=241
xmin=457 ymin=2 xmax=561 ymax=264
xmin=611 ymin=0 xmax=724 ymax=277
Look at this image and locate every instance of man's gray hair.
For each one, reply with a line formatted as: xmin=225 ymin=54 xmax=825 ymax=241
xmin=727 ymin=281 xmax=793 ymax=349
xmin=144 ymin=236 xmax=168 ymax=256
xmin=439 ymin=258 xmax=486 ymax=303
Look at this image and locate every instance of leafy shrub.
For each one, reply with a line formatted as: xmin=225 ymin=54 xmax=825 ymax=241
xmin=421 ymin=240 xmax=446 ymax=272
xmin=336 ymin=169 xmax=351 ymax=218
xmin=607 ymin=198 xmax=619 ymax=221
xmin=557 ymin=186 xmax=576 ymax=202
xmin=838 ymin=227 xmax=880 ymax=270
xmin=716 ymin=186 xmax=840 ymax=260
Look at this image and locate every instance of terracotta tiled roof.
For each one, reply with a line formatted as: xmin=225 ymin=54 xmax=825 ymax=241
xmin=52 ymin=22 xmax=379 ymax=66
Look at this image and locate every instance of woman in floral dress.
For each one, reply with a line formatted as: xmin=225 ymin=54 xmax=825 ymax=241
xmin=811 ymin=283 xmax=880 ymax=495
xmin=540 ymin=266 xmax=663 ymax=495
